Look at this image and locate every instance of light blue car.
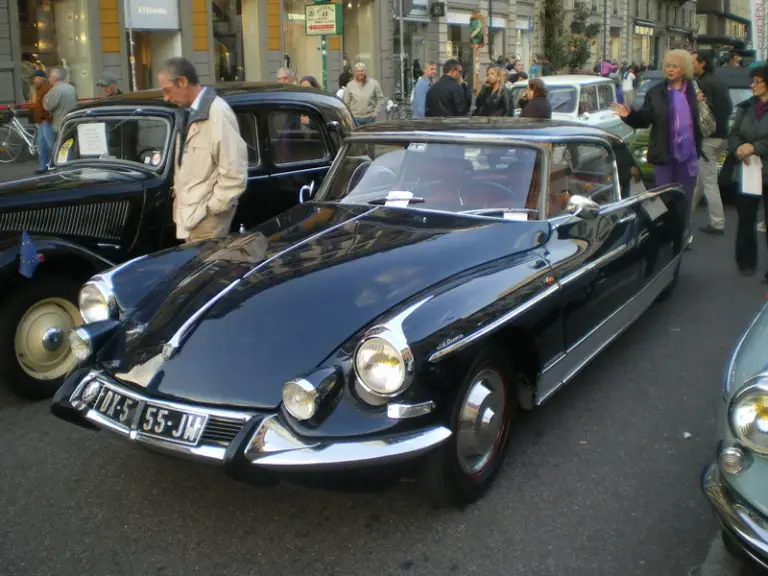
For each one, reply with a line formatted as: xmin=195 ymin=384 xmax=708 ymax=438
xmin=702 ymin=302 xmax=768 ymax=569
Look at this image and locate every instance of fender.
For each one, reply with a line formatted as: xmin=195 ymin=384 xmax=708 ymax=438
xmin=0 ymin=234 xmax=116 ymax=284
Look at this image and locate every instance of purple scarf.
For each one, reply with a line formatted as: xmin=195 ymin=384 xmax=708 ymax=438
xmin=757 ymin=100 xmax=768 ymax=121
xmin=667 ymin=81 xmax=697 ymax=178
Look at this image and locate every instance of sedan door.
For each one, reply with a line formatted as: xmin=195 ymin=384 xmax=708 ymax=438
xmin=230 ymin=109 xmax=272 ymax=232
xmin=537 ymin=140 xmax=645 ymax=402
xmin=261 ymin=105 xmax=336 ymax=222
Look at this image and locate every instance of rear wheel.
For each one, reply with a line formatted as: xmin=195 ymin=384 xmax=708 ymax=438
xmin=0 ymin=125 xmax=24 ymax=163
xmin=0 ymin=277 xmax=83 ymax=399
xmin=418 ymin=346 xmax=516 ymax=508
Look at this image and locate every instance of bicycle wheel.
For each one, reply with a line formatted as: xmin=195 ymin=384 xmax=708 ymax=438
xmin=0 ymin=125 xmax=24 ymax=163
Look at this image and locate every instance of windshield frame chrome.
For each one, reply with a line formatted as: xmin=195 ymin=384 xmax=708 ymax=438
xmin=52 ymin=109 xmax=174 ymax=172
xmin=313 ymin=133 xmax=552 ymax=221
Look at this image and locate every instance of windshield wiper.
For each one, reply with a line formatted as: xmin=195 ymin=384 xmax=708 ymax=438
xmin=461 ymin=208 xmax=538 ymax=216
xmin=368 ymin=197 xmax=426 ymax=205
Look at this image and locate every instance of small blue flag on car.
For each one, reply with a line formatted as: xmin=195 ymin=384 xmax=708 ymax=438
xmin=19 ymin=231 xmax=40 ymax=279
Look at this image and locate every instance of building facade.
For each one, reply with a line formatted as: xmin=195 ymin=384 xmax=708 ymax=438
xmin=696 ymin=0 xmax=751 ymax=55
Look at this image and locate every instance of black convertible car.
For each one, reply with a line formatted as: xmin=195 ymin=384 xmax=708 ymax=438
xmin=52 ymin=119 xmax=688 ymax=506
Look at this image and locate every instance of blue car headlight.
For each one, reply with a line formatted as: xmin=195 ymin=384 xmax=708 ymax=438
xmin=729 ymin=379 xmax=768 ymax=456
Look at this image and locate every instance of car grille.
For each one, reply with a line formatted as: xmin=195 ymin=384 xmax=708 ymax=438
xmin=200 ymin=416 xmax=246 ymax=447
xmin=0 ymin=201 xmax=131 ymax=241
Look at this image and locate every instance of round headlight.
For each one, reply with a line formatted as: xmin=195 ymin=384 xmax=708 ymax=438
xmin=282 ymin=379 xmax=318 ymax=421
xmin=68 ymin=328 xmax=93 ymax=362
xmin=355 ymin=336 xmax=407 ymax=396
xmin=730 ymin=384 xmax=768 ymax=455
xmin=79 ymin=283 xmax=114 ymax=324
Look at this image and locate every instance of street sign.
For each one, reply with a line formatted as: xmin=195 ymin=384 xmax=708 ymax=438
xmin=305 ymin=2 xmax=342 ymax=36
xmin=469 ymin=13 xmax=485 ymax=47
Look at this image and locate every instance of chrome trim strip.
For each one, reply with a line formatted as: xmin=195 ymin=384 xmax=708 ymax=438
xmin=245 ymin=415 xmax=452 ymax=468
xmin=429 ymin=283 xmax=560 ymax=363
xmin=387 ymin=401 xmax=436 ymax=419
xmin=703 ymin=463 xmax=768 ymax=569
xmin=537 ymin=251 xmax=681 ymax=404
xmin=163 ymin=207 xmax=378 ymax=356
xmin=134 ymin=435 xmax=227 ymax=463
xmin=557 ymin=244 xmax=630 ymax=288
xmin=345 ymin=133 xmax=618 ymax=146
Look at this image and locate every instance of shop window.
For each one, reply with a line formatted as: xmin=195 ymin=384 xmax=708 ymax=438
xmin=268 ymin=110 xmax=329 ymax=165
xmin=212 ymin=0 xmax=245 ymax=81
xmin=235 ymin=112 xmax=260 ymax=166
xmin=17 ymin=0 xmax=95 ymax=100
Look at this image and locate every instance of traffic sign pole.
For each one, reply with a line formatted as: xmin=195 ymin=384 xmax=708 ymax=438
xmin=321 ymin=36 xmax=328 ymax=91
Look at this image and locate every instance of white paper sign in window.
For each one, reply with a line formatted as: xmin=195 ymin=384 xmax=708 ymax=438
xmin=76 ymin=123 xmax=109 ymax=156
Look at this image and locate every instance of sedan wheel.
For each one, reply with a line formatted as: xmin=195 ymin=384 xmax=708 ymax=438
xmin=419 ymin=346 xmax=515 ymax=508
xmin=0 ymin=277 xmax=84 ymax=400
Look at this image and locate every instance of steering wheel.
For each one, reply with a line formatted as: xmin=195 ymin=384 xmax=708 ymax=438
xmin=469 ymin=180 xmax=527 ymax=209
xmin=346 ymin=162 xmax=397 ymax=195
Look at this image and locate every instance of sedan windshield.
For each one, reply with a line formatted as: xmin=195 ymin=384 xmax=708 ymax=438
xmin=510 ymin=86 xmax=578 ymax=114
xmin=317 ymin=141 xmax=543 ymax=219
xmin=53 ymin=115 xmax=171 ymax=170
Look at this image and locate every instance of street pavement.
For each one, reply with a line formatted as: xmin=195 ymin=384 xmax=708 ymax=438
xmin=1 ymin=203 xmax=767 ymax=576
xmin=0 ymin=160 xmax=38 ymax=182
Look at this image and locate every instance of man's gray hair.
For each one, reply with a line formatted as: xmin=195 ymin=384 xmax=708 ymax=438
xmin=354 ymin=62 xmax=367 ymax=71
xmin=277 ymin=66 xmax=295 ymax=78
xmin=159 ymin=57 xmax=200 ymax=85
xmin=49 ymin=66 xmax=67 ymax=81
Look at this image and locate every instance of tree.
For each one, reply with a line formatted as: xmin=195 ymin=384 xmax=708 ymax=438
xmin=541 ymin=0 xmax=601 ymax=72
xmin=567 ymin=3 xmax=601 ymax=70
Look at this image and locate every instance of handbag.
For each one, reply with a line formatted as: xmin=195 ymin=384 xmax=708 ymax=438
xmin=693 ymin=80 xmax=716 ymax=138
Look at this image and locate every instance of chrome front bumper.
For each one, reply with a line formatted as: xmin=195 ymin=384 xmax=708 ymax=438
xmin=702 ymin=463 xmax=768 ymax=569
xmin=60 ymin=373 xmax=451 ymax=471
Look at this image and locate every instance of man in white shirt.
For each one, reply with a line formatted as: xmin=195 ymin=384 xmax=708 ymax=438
xmin=622 ymin=66 xmax=636 ymax=106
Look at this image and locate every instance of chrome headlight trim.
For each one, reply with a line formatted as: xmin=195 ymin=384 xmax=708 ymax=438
xmin=282 ymin=378 xmax=321 ymax=421
xmin=78 ymin=278 xmax=119 ymax=324
xmin=728 ymin=378 xmax=768 ymax=456
xmin=354 ymin=326 xmax=415 ymax=398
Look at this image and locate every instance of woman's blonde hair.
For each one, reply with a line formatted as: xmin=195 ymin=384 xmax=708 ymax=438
xmin=663 ymin=49 xmax=694 ymax=80
xmin=486 ymin=64 xmax=506 ymax=93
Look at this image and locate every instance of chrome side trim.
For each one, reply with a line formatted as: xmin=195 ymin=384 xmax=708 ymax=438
xmin=536 ymin=251 xmax=681 ymax=404
xmin=245 ymin=415 xmax=452 ymax=468
xmin=702 ymin=463 xmax=768 ymax=569
xmin=557 ymin=243 xmax=630 ymax=288
xmin=387 ymin=401 xmax=436 ymax=419
xmin=163 ymin=207 xmax=378 ymax=357
xmin=428 ymin=283 xmax=560 ymax=363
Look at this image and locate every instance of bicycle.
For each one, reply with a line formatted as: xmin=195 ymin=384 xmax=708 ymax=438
xmin=385 ymin=99 xmax=413 ymax=120
xmin=0 ymin=105 xmax=38 ymax=163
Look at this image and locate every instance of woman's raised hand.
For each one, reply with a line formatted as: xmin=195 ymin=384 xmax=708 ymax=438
xmin=611 ymin=103 xmax=631 ymax=118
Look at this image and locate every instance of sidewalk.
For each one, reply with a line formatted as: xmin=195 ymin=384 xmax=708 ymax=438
xmin=0 ymin=160 xmax=38 ymax=183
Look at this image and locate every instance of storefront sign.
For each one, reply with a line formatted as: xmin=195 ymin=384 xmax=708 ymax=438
xmin=634 ymin=25 xmax=654 ymax=36
xmin=752 ymin=0 xmax=766 ymax=59
xmin=305 ymin=2 xmax=342 ymax=36
xmin=469 ymin=13 xmax=485 ymax=47
xmin=429 ymin=2 xmax=446 ymax=17
xmin=404 ymin=0 xmax=429 ymax=17
xmin=125 ymin=0 xmax=180 ymax=31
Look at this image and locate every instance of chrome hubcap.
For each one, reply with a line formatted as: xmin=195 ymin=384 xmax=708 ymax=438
xmin=456 ymin=368 xmax=507 ymax=476
xmin=14 ymin=297 xmax=81 ymax=381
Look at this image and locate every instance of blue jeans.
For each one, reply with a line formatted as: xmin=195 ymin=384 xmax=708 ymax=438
xmin=36 ymin=122 xmax=54 ymax=170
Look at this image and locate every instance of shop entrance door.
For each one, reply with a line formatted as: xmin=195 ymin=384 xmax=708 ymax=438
xmin=127 ymin=31 xmax=183 ymax=91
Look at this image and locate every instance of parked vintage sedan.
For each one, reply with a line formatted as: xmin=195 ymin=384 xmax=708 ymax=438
xmin=0 ymin=83 xmax=353 ymax=399
xmin=702 ymin=301 xmax=768 ymax=570
xmin=52 ymin=119 xmax=688 ymax=506
xmin=510 ymin=75 xmax=636 ymax=143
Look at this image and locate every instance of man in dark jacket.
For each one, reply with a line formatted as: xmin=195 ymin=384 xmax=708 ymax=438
xmin=693 ymin=51 xmax=733 ymax=234
xmin=426 ymin=59 xmax=468 ymax=117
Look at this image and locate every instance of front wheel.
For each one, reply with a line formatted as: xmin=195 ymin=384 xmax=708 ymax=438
xmin=0 ymin=125 xmax=24 ymax=163
xmin=0 ymin=277 xmax=84 ymax=399
xmin=418 ymin=346 xmax=516 ymax=508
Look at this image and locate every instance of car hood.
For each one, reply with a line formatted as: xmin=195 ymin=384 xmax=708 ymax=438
xmin=724 ymin=300 xmax=768 ymax=396
xmin=105 ymin=203 xmax=550 ymax=409
xmin=0 ymin=164 xmax=156 ymax=199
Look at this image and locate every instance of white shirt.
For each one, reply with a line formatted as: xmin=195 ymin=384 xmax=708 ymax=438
xmin=622 ymin=72 xmax=635 ymax=92
xmin=190 ymin=87 xmax=207 ymax=111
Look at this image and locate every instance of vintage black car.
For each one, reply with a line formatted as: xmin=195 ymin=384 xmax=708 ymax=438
xmin=0 ymin=83 xmax=354 ymax=399
xmin=52 ymin=119 xmax=688 ymax=507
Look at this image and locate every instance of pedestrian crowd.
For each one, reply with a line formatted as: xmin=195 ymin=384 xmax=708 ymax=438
xmin=13 ymin=48 xmax=768 ymax=282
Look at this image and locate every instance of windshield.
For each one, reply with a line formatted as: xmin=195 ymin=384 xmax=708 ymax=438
xmin=53 ymin=115 xmax=171 ymax=169
xmin=510 ymin=86 xmax=578 ymax=114
xmin=316 ymin=141 xmax=544 ymax=219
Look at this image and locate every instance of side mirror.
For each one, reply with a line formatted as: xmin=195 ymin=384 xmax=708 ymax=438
xmin=326 ymin=120 xmax=341 ymax=133
xmin=299 ymin=180 xmax=315 ymax=204
xmin=566 ymin=195 xmax=600 ymax=220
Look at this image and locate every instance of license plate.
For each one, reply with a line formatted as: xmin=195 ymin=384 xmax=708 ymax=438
xmin=138 ymin=404 xmax=208 ymax=446
xmin=94 ymin=385 xmax=140 ymax=426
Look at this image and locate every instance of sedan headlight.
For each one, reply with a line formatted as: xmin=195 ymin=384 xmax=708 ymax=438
xmin=354 ymin=331 xmax=413 ymax=397
xmin=729 ymin=381 xmax=768 ymax=455
xmin=282 ymin=379 xmax=319 ymax=421
xmin=79 ymin=280 xmax=117 ymax=324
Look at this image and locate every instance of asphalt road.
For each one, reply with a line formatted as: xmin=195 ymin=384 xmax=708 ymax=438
xmin=1 ymin=205 xmax=767 ymax=576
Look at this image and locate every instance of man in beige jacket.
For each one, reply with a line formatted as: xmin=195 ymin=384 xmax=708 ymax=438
xmin=158 ymin=57 xmax=248 ymax=242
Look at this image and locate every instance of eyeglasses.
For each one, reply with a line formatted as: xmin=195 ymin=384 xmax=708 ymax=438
xmin=752 ymin=78 xmax=766 ymax=85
